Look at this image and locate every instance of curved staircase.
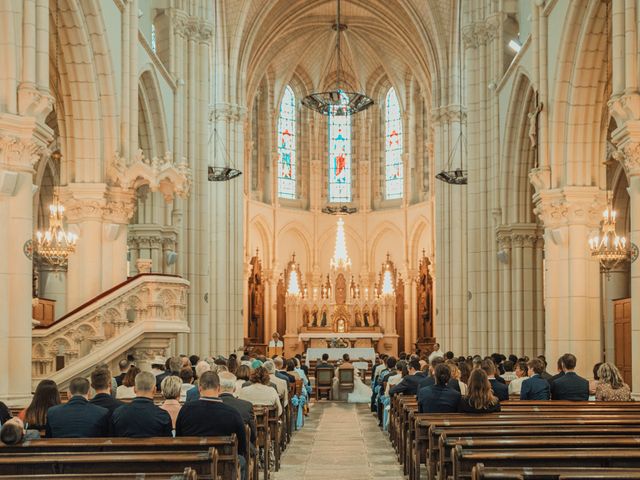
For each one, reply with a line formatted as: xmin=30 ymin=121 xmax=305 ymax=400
xmin=31 ymin=274 xmax=190 ymax=390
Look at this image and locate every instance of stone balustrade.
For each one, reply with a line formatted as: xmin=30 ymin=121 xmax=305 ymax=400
xmin=31 ymin=274 xmax=190 ymax=390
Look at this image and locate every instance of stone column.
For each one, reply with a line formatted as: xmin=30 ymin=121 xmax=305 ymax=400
xmin=533 ymin=187 xmax=605 ymax=377
xmin=63 ymin=184 xmax=134 ymax=310
xmin=612 ymin=138 xmax=640 ymax=392
xmin=0 ymin=124 xmax=49 ymax=405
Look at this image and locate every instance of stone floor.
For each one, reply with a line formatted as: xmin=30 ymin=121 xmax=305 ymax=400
xmin=272 ymin=402 xmax=405 ymax=480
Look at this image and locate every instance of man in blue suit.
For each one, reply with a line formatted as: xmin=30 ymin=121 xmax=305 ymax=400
xmin=551 ymin=353 xmax=589 ymax=401
xmin=520 ymin=358 xmax=551 ymax=400
xmin=482 ymin=359 xmax=509 ymax=401
xmin=46 ymin=377 xmax=109 ymax=438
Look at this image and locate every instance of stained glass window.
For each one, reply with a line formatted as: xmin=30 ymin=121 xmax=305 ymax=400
xmin=277 ymin=86 xmax=296 ymax=199
xmin=385 ymin=88 xmax=403 ymax=199
xmin=151 ymin=24 xmax=157 ymax=53
xmin=328 ymin=96 xmax=352 ymax=203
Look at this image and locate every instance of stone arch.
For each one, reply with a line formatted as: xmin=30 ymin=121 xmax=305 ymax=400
xmin=54 ymin=0 xmax=109 ymax=183
xmin=501 ymin=71 xmax=537 ymax=225
xmin=138 ymin=67 xmax=169 ymax=159
xmin=368 ymin=221 xmax=405 ymax=270
xmin=277 ymin=222 xmax=313 ymax=273
xmin=249 ymin=215 xmax=273 ymax=267
xmin=409 ymin=218 xmax=431 ymax=267
xmin=550 ymin=0 xmax=609 ymax=187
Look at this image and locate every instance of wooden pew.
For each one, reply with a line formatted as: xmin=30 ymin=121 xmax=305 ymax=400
xmin=0 ymin=437 xmax=238 ymax=480
xmin=454 ymin=446 xmax=640 ymax=480
xmin=415 ymin=413 xmax=640 ymax=480
xmin=440 ymin=436 xmax=640 ymax=480
xmin=252 ymin=406 xmax=270 ymax=480
xmin=0 ymin=450 xmax=217 ymax=479
xmin=471 ymin=464 xmax=640 ymax=480
xmin=0 ymin=470 xmax=197 ymax=480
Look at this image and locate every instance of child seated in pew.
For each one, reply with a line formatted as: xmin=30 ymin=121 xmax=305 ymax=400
xmin=0 ymin=416 xmax=41 ymax=445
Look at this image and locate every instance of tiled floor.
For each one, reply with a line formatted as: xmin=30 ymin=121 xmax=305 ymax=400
xmin=273 ymin=402 xmax=405 ymax=480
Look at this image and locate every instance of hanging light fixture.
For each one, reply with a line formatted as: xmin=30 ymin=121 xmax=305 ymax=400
xmin=436 ymin=0 xmax=467 ymax=185
xmin=301 ymin=0 xmax=373 ymax=116
xmin=588 ymin=3 xmax=628 ymax=275
xmin=589 ymin=198 xmax=629 ymax=273
xmin=35 ymin=188 xmax=78 ymax=269
xmin=208 ymin=2 xmax=242 ymax=182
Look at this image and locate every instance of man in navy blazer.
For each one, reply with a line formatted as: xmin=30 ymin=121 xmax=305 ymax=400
xmin=389 ymin=359 xmax=428 ymax=396
xmin=482 ymin=359 xmax=509 ymax=401
xmin=520 ymin=358 xmax=551 ymax=400
xmin=46 ymin=377 xmax=109 ymax=438
xmin=551 ymin=353 xmax=589 ymax=401
xmin=111 ymin=372 xmax=172 ymax=437
xmin=417 ymin=364 xmax=461 ymax=413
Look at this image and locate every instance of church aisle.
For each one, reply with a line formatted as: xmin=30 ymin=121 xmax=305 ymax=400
xmin=273 ymin=402 xmax=405 ymax=480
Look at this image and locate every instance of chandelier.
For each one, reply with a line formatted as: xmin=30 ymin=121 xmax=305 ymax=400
xmin=35 ymin=196 xmax=78 ymax=269
xmin=588 ymin=204 xmax=629 ymax=273
xmin=301 ymin=0 xmax=373 ymax=116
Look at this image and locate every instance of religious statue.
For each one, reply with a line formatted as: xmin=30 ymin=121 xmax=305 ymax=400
xmin=527 ymin=101 xmax=543 ymax=149
xmin=311 ymin=306 xmax=318 ymax=327
xmin=302 ymin=307 xmax=309 ymax=327
xmin=372 ymin=305 xmax=379 ymax=326
xmin=321 ymin=308 xmax=328 ymax=327
xmin=354 ymin=309 xmax=362 ymax=327
xmin=363 ymin=308 xmax=370 ymax=327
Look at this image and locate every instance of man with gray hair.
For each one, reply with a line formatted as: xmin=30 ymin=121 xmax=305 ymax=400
xmin=156 ymin=356 xmax=182 ymax=390
xmin=111 ymin=371 xmax=172 ymax=437
xmin=186 ymin=360 xmax=212 ymax=402
xmin=264 ymin=360 xmax=288 ymax=404
xmin=218 ymin=371 xmax=256 ymax=445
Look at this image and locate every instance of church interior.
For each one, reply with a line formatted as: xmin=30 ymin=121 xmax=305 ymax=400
xmin=3 ymin=0 xmax=640 ymax=477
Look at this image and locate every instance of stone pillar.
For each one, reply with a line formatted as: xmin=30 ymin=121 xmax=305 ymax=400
xmin=63 ymin=184 xmax=134 ymax=310
xmin=533 ymin=187 xmax=605 ymax=377
xmin=284 ymin=294 xmax=301 ymax=356
xmin=0 ymin=122 xmax=50 ymax=405
xmin=612 ymin=138 xmax=640 ymax=392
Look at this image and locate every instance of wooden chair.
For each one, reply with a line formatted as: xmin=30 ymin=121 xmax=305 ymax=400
xmin=252 ymin=407 xmax=270 ymax=480
xmin=315 ymin=367 xmax=334 ymax=400
xmin=337 ymin=368 xmax=354 ymax=390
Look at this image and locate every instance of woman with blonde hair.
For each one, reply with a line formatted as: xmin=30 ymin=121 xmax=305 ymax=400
xmin=159 ymin=376 xmax=182 ymax=429
xmin=458 ymin=369 xmax=501 ymax=413
xmin=446 ymin=361 xmax=467 ymax=395
xmin=596 ymin=362 xmax=631 ymax=401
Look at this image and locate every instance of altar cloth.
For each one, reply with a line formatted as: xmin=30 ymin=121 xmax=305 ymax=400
xmin=304 ymin=347 xmax=376 ymax=365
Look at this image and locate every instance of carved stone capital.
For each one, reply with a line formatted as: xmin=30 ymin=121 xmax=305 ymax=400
xmin=532 ymin=187 xmax=606 ymax=229
xmin=62 ymin=184 xmax=136 ymax=224
xmin=528 ymin=166 xmax=551 ymax=194
xmin=109 ymin=150 xmax=191 ymax=201
xmin=496 ymin=223 xmax=542 ymax=249
xmin=613 ymin=141 xmax=640 ymax=178
xmin=431 ymin=105 xmax=466 ymax=124
xmin=210 ymin=103 xmax=248 ymax=123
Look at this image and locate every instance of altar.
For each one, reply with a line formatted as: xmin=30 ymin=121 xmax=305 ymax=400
xmin=304 ymin=347 xmax=376 ymax=365
xmin=299 ymin=332 xmax=383 ymax=350
xmin=281 ymin=218 xmax=400 ymax=358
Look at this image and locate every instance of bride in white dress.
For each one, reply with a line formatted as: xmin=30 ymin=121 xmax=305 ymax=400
xmin=347 ymin=368 xmax=373 ymax=403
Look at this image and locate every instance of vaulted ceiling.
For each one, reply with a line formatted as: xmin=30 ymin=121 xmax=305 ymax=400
xmin=218 ymin=0 xmax=457 ymax=108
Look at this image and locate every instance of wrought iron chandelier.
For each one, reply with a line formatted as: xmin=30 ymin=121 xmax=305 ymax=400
xmin=588 ymin=203 xmax=629 ymax=273
xmin=35 ymin=192 xmax=78 ymax=269
xmin=208 ymin=3 xmax=242 ymax=182
xmin=435 ymin=1 xmax=467 ymax=185
xmin=301 ymin=0 xmax=373 ymax=116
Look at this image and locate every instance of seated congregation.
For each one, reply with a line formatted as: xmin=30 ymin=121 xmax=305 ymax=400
xmin=0 ymin=348 xmax=637 ymax=479
xmin=0 ymin=353 xmax=313 ymax=480
xmin=374 ymin=349 xmax=640 ymax=480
